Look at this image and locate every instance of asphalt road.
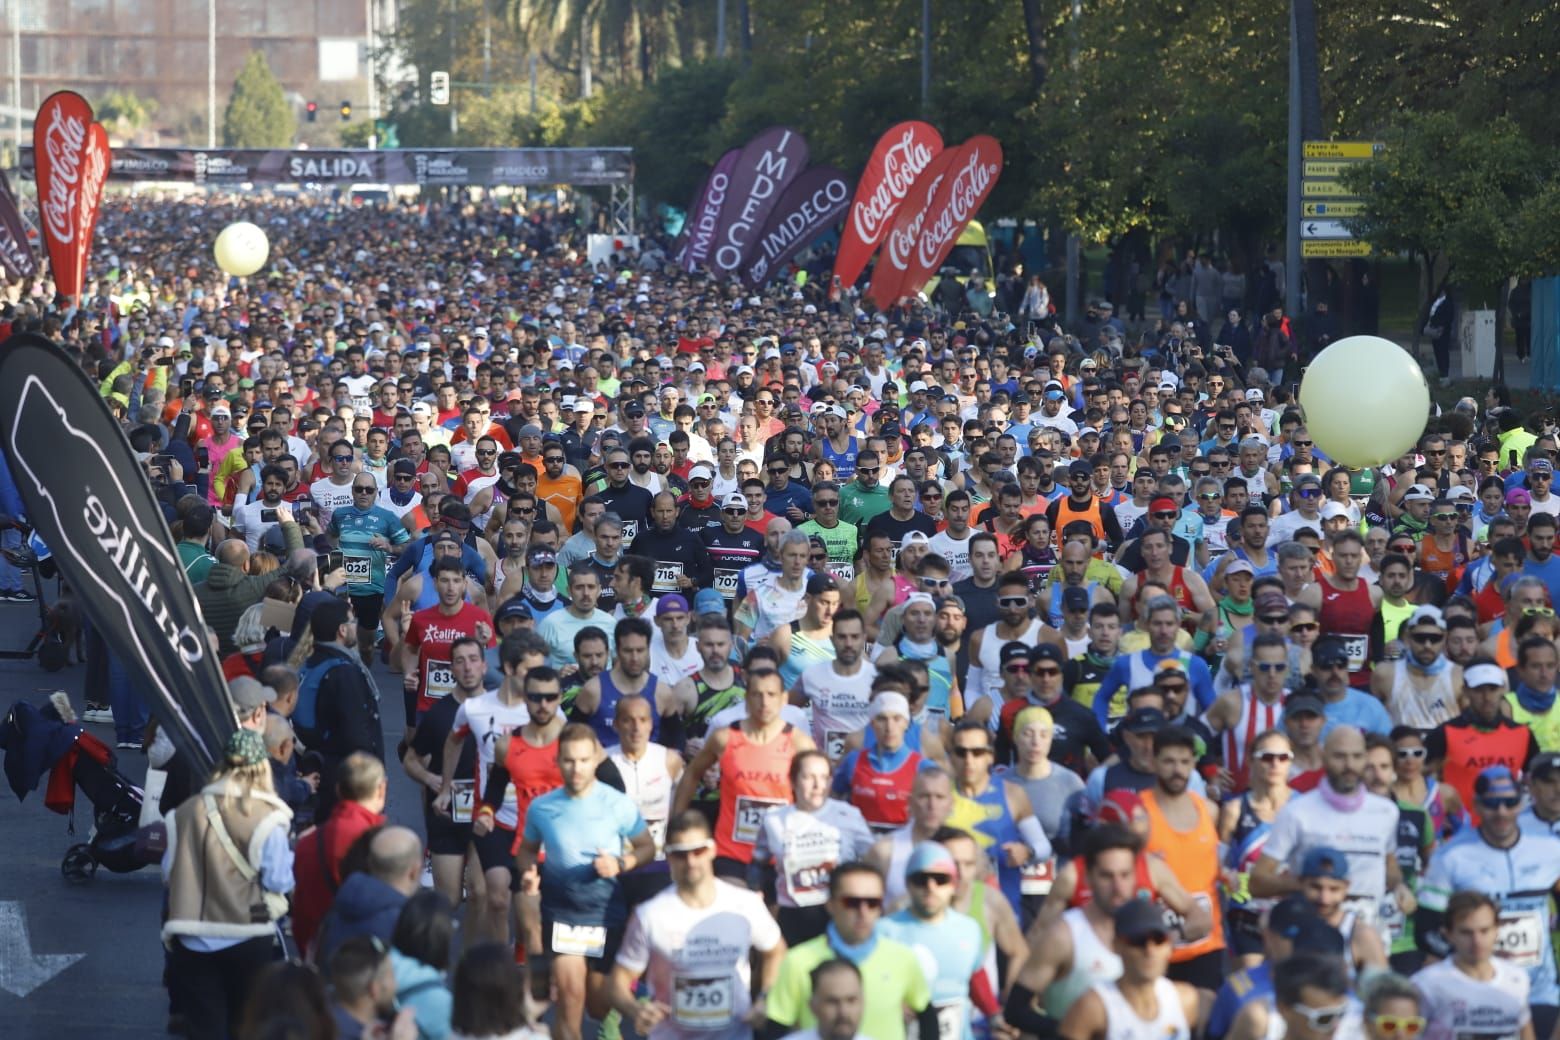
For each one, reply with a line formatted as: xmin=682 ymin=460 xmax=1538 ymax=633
xmin=0 ymin=609 xmax=423 ymax=1039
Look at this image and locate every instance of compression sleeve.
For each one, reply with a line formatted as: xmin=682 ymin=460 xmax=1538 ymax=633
xmin=1017 ymin=814 xmax=1053 ymax=862
xmin=1002 ymin=984 xmax=1058 ymax=1039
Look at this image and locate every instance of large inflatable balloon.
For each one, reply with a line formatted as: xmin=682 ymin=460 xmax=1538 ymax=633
xmin=1299 ymin=335 xmax=1430 ymax=468
xmin=213 ymin=221 xmax=269 ymax=277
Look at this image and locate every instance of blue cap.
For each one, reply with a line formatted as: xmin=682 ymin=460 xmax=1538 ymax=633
xmin=1474 ymin=765 xmax=1520 ymax=801
xmin=904 ymin=841 xmax=959 ymax=882
xmin=1298 ymin=846 xmax=1349 ymax=881
xmin=693 ymin=588 xmax=727 ymax=616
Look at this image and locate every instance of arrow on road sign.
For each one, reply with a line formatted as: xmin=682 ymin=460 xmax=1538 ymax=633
xmin=1302 ymin=201 xmax=1364 ymax=218
xmin=1302 ymin=220 xmax=1353 ymax=239
xmin=0 ymin=903 xmax=84 ymax=997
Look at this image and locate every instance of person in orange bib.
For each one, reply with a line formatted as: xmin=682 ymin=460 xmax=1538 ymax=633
xmin=1139 ymin=725 xmax=1226 ymax=994
xmin=672 ymin=666 xmax=815 ymax=884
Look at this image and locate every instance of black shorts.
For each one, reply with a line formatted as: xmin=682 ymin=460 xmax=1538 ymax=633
xmin=1166 ymin=950 xmax=1226 ymax=992
xmin=777 ymin=904 xmax=830 ymax=947
xmin=714 ymin=855 xmax=751 ymax=884
xmin=474 ymin=823 xmax=520 ymax=891
xmin=1226 ymin=909 xmax=1264 ymax=957
xmin=424 ymin=804 xmax=473 ymax=858
xmin=541 ymin=917 xmax=622 ymax=974
xmin=349 ymin=593 xmax=385 ymax=635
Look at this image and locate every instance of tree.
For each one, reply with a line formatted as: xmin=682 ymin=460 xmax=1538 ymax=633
xmin=96 ymin=90 xmax=157 ymax=135
xmin=222 ymin=52 xmax=296 ymax=148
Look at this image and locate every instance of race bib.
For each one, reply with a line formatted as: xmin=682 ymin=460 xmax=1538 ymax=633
xmin=449 ymin=779 xmax=475 ymax=823
xmin=654 ymin=562 xmax=684 ymax=593
xmin=1495 ymin=909 xmax=1545 ymax=968
xmin=910 ymin=1000 xmax=965 ymax=1040
xmin=673 ymin=975 xmax=733 ymax=1030
xmin=622 ymin=519 xmax=640 ymax=543
xmin=1166 ymin=893 xmax=1212 ymax=949
xmin=424 ymin=659 xmax=456 ymax=700
xmin=789 ymin=861 xmax=835 ymax=907
xmin=824 ymin=731 xmax=849 ymax=761
xmin=343 ymin=552 xmax=373 ymax=583
xmin=648 ymin=818 xmax=668 ymax=854
xmin=829 ymin=562 xmax=856 ymax=583
xmin=1377 ymin=892 xmax=1404 ymax=944
xmin=732 ymin=796 xmax=785 ymax=846
xmin=552 ymin=921 xmax=607 ymax=958
xmin=1341 ymin=635 xmax=1368 ymax=669
xmin=1020 ymin=857 xmax=1056 ymax=896
xmin=715 ymin=571 xmax=740 ymax=598
xmin=352 ymin=394 xmax=373 ymax=415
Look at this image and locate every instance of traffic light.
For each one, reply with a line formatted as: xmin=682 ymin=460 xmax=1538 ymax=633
xmin=340 ymin=100 xmax=352 ymax=121
xmin=306 ymin=101 xmax=318 ymax=122
xmin=430 ymin=71 xmax=450 ymax=106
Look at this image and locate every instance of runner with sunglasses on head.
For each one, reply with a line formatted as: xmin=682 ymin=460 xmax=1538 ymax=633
xmin=1226 ymin=951 xmax=1355 ymax=1040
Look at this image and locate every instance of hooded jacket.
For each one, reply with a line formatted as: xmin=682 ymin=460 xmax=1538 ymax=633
xmin=390 ymin=949 xmax=453 ymax=1040
xmin=313 ymin=871 xmax=407 ymax=965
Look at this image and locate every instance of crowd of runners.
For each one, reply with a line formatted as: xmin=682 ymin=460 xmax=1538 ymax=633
xmin=14 ymin=192 xmax=1560 ymax=1040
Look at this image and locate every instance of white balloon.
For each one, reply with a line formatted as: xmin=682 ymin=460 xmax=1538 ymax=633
xmin=1299 ymin=335 xmax=1429 ymax=468
xmin=213 ymin=221 xmax=270 ymax=277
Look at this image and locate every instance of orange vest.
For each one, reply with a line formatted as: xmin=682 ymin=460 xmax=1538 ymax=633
xmin=1053 ymin=495 xmax=1106 ymax=544
xmin=1141 ymin=787 xmax=1225 ymax=961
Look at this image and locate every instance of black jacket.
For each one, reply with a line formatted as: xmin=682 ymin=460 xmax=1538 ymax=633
xmin=308 ymin=644 xmax=384 ymax=764
xmin=628 ymin=523 xmax=715 ymax=592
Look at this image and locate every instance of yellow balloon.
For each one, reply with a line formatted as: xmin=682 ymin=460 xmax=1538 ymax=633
xmin=213 ymin=221 xmax=270 ymax=277
xmin=1298 ymin=335 xmax=1429 ymax=468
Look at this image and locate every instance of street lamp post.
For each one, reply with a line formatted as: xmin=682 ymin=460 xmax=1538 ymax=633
xmin=207 ymin=0 xmax=216 ymax=147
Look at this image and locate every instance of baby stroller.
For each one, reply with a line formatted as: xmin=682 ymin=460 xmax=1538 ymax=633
xmin=0 ymin=692 xmax=155 ymax=881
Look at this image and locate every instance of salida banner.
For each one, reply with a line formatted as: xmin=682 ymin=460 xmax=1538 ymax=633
xmin=0 ymin=334 xmax=233 ymax=775
xmin=0 ymin=170 xmax=38 ymax=280
xmin=832 ymin=121 xmax=943 ymax=290
xmin=18 ymin=146 xmax=635 ymax=188
xmin=32 ymin=91 xmax=109 ymax=299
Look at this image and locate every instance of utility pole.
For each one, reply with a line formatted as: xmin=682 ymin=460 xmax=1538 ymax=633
xmin=11 ymin=0 xmax=20 ymax=161
xmin=919 ymin=0 xmax=930 ymax=113
xmin=1063 ymin=0 xmax=1082 ymax=325
xmin=207 ymin=0 xmax=216 ymax=147
xmin=715 ymin=0 xmax=726 ymax=58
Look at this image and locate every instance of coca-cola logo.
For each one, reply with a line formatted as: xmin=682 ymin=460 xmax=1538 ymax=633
xmin=850 ymin=128 xmax=936 ymax=243
xmin=78 ymin=133 xmax=108 ymax=246
xmin=40 ymin=107 xmax=87 ymax=246
xmin=883 ymin=173 xmax=946 ymax=270
xmin=914 ymin=151 xmax=997 ymax=270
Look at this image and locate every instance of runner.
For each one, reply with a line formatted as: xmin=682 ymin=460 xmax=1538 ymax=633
xmin=517 ymin=722 xmax=655 ymax=1040
xmin=794 ymin=609 xmax=878 ymax=764
xmin=1413 ymin=891 xmax=1534 ymax=1040
xmin=330 ymin=470 xmax=412 ymax=666
xmin=401 ymin=556 xmax=497 ymax=735
xmin=1056 ymin=898 xmax=1204 ymax=1040
xmin=609 ymin=693 xmax=685 ymax=863
xmin=609 ymin=810 xmax=786 ymax=1040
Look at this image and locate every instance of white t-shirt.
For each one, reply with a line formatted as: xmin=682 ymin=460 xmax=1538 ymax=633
xmin=651 ymin=632 xmax=703 ymax=689
xmin=1263 ymin=786 xmax=1399 ymax=923
xmin=928 ymin=529 xmax=975 ymax=583
xmin=616 ymin=881 xmax=783 ymax=1040
xmin=233 ymin=498 xmax=281 ymax=552
xmin=452 ymin=690 xmax=530 ymax=828
xmin=797 ymin=660 xmax=878 ymax=761
xmin=754 ymin=801 xmax=876 ymax=908
xmin=310 ymin=475 xmax=357 ymax=529
xmin=1413 ymin=956 xmax=1530 ymax=1040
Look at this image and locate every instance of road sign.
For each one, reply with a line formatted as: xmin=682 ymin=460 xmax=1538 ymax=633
xmin=1303 ymin=161 xmax=1356 ymax=178
xmin=1303 ymin=141 xmax=1382 ymax=160
xmin=1301 ymin=180 xmax=1359 ymax=198
xmin=1302 ymin=220 xmax=1353 ymax=239
xmin=430 ymin=71 xmax=450 ymax=106
xmin=1302 ymin=240 xmax=1372 ymax=258
xmin=1302 ymin=201 xmax=1364 ymax=218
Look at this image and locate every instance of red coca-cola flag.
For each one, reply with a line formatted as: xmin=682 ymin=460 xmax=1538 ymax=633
xmin=832 ymin=121 xmax=943 ymax=291
xmin=34 ymin=92 xmax=110 ymax=299
xmin=864 ymin=146 xmax=961 ymax=308
xmin=876 ymin=135 xmax=1002 ymax=308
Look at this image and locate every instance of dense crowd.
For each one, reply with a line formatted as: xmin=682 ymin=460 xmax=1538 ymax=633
xmin=11 ymin=193 xmax=1559 ymax=1040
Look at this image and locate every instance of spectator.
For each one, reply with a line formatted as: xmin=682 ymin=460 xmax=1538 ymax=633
xmin=314 ymin=825 xmax=425 ymax=965
xmin=450 ymin=944 xmax=529 ymax=1040
xmin=327 ymin=935 xmax=416 ymax=1040
xmin=390 ymin=891 xmax=456 ymax=1040
xmin=304 ymin=597 xmax=386 ymax=815
xmin=291 ymin=753 xmax=389 ymax=958
xmin=197 ymin=530 xmax=306 ymax=655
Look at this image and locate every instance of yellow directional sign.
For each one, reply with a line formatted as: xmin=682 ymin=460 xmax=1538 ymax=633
xmin=1302 ymin=240 xmax=1372 ymax=258
xmin=1302 ymin=180 xmax=1359 ymax=198
xmin=1302 ymin=201 xmax=1365 ymax=217
xmin=1303 ymin=141 xmax=1382 ymax=160
xmin=1304 ymin=161 xmax=1359 ymax=178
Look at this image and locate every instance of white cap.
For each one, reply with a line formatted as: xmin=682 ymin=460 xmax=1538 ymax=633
xmin=1403 ymin=484 xmax=1435 ymax=503
xmin=1405 ymin=604 xmax=1446 ymax=630
xmin=901 ymin=530 xmax=931 ymax=547
xmin=1245 ymin=388 xmax=1265 ymax=402
xmin=688 ymin=464 xmax=713 ymax=482
xmin=573 ymin=398 xmax=595 ymax=413
xmin=910 ymin=380 xmax=929 ymax=393
xmin=1465 ymin=663 xmax=1507 ymax=689
xmin=1319 ymin=502 xmax=1351 ymax=521
xmin=722 ymin=492 xmax=747 ymax=509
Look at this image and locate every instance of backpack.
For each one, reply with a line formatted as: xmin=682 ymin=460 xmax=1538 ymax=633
xmin=293 ymin=656 xmax=351 ymax=736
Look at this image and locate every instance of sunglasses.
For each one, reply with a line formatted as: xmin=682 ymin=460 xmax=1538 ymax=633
xmin=921 ymin=577 xmax=952 ymax=589
xmin=815 ymin=499 xmax=839 ymax=507
xmin=1370 ymin=1015 xmax=1425 ymax=1038
xmin=1297 ymin=487 xmax=1322 ymax=498
xmin=951 ymin=746 xmax=991 ymax=758
xmin=543 ymin=456 xmax=565 ymax=463
xmin=1410 ymin=632 xmax=1445 ymax=645
xmin=1004 ymin=663 xmax=1029 ymax=675
xmin=395 ymin=473 xmax=415 ymax=480
xmin=908 ymin=872 xmax=954 ymax=888
xmin=666 ymin=842 xmax=714 ymax=859
xmin=1396 ymin=747 xmax=1427 ymax=760
xmin=839 ymin=895 xmax=883 ymax=911
xmin=1293 ymin=439 xmax=1314 ymax=448
xmin=1431 ymin=512 xmax=1457 ymax=521
xmin=1481 ymin=795 xmax=1521 ymax=811
xmin=998 ymin=596 xmax=1029 ymax=608
xmin=1254 ymin=661 xmax=1286 ymax=673
xmin=1290 ymin=622 xmax=1320 ymax=633
xmin=723 ymin=507 xmax=746 ymax=515
xmin=331 ymin=454 xmax=354 ymax=462
xmin=525 ymin=692 xmax=561 ymax=703
xmin=1033 ymin=666 xmax=1062 ymax=678
xmin=475 ymin=449 xmax=497 ymax=457
xmin=1524 ymin=606 xmax=1557 ymax=617
xmin=857 ymin=467 xmax=880 ymax=476
xmin=1291 ymin=1003 xmax=1350 ymax=1032
xmin=353 ymin=485 xmax=377 ymax=492
xmin=1255 ymin=751 xmax=1293 ymax=764
xmin=608 ymin=461 xmax=630 ymax=469
xmin=1198 ymin=492 xmax=1221 ymax=501
xmin=1152 ymin=511 xmax=1179 ymax=520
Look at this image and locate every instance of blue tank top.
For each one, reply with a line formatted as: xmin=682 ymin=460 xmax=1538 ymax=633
xmin=590 ymin=669 xmax=661 ymax=747
xmin=948 ymin=776 xmax=1023 ymax=911
xmin=895 ymin=635 xmax=953 ymax=720
xmin=818 ymin=435 xmax=859 ymax=479
xmin=1046 ymin=580 xmax=1098 ymax=628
